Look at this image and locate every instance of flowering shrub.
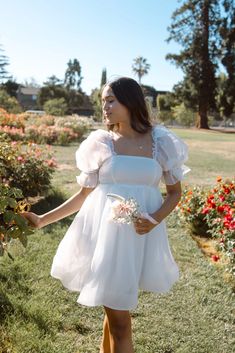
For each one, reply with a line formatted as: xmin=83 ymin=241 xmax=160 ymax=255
xmin=177 ymin=178 xmax=235 ymax=274
xmin=0 ymin=108 xmax=25 ymax=129
xmin=0 ymin=141 xmax=57 ymax=197
xmin=55 ymin=115 xmax=92 ymax=136
xmin=0 ymin=125 xmax=26 ymax=141
xmin=0 ymin=109 xmax=91 ymax=145
xmin=25 ymin=124 xmax=78 ymax=145
xmin=28 ymin=114 xmax=55 ymax=127
xmin=0 ymin=184 xmax=33 ymax=258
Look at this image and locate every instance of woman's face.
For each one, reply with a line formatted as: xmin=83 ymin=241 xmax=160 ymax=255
xmin=102 ymin=85 xmax=131 ymax=126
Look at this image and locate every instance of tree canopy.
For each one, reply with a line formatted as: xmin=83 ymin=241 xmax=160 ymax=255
xmin=0 ymin=45 xmax=10 ymax=83
xmin=64 ymin=58 xmax=83 ymax=91
xmin=166 ymin=0 xmax=222 ymax=128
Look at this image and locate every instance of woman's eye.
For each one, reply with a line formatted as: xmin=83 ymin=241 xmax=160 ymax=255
xmin=108 ymin=100 xmax=114 ymax=104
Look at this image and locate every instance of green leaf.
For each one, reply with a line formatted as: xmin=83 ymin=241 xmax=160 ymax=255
xmin=6 ymin=226 xmax=21 ymax=239
xmin=0 ymin=199 xmax=8 ymax=213
xmin=6 ymin=197 xmax=18 ymax=209
xmin=18 ymin=232 xmax=28 ymax=248
xmin=12 ymin=213 xmax=28 ymax=229
xmin=3 ymin=210 xmax=15 ymax=223
xmin=0 ymin=244 xmax=4 ymax=256
xmin=7 ymin=251 xmax=14 ymax=261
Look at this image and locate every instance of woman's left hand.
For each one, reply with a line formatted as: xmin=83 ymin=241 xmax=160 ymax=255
xmin=133 ymin=217 xmax=157 ymax=236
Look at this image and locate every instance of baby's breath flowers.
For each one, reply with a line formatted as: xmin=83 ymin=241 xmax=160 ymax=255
xmin=107 ymin=193 xmax=159 ymax=225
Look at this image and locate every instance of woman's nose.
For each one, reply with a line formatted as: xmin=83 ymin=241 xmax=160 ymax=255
xmin=103 ymin=101 xmax=109 ymax=112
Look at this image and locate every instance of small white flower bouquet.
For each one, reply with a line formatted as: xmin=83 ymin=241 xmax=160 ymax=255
xmin=107 ymin=193 xmax=158 ymax=225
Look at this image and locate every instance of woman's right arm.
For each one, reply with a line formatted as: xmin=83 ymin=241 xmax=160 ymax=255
xmin=22 ymin=187 xmax=94 ymax=229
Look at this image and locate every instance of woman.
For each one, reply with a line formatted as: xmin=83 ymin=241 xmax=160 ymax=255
xmin=23 ymin=77 xmax=189 ymax=353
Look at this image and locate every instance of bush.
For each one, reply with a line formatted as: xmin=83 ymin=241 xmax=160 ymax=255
xmin=43 ymin=98 xmax=68 ymax=116
xmin=55 ymin=115 xmax=92 ymax=135
xmin=0 ymin=108 xmax=25 ymax=129
xmin=0 ymin=125 xmax=26 ymax=141
xmin=25 ymin=124 xmax=78 ymax=145
xmin=157 ymin=111 xmax=175 ymax=125
xmin=172 ymin=103 xmax=196 ymax=127
xmin=177 ymin=178 xmax=235 ymax=274
xmin=0 ymin=109 xmax=91 ymax=146
xmin=0 ymin=90 xmax=22 ymax=114
xmin=0 ymin=184 xmax=33 ymax=258
xmin=0 ymin=141 xmax=57 ymax=197
xmin=27 ymin=114 xmax=55 ymax=127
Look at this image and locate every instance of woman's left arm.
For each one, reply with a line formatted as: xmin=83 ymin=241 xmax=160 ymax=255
xmin=134 ymin=182 xmax=182 ymax=235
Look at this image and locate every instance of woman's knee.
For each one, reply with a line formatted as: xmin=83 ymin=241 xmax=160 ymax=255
xmin=104 ymin=307 xmax=131 ymax=340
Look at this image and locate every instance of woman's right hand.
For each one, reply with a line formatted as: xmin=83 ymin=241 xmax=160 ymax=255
xmin=21 ymin=212 xmax=44 ymax=229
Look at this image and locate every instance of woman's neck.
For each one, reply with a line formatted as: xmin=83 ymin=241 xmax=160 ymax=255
xmin=116 ymin=123 xmax=143 ymax=139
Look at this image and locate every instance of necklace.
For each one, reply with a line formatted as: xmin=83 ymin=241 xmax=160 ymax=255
xmin=114 ymin=131 xmax=145 ymax=150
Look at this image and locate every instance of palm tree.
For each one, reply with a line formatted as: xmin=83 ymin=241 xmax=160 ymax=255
xmin=132 ymin=57 xmax=150 ymax=84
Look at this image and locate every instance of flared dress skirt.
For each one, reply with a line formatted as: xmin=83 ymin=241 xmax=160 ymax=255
xmin=51 ymin=155 xmax=180 ymax=310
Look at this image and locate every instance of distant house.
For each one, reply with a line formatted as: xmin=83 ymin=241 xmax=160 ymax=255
xmin=69 ymin=95 xmax=94 ymax=116
xmin=141 ymin=85 xmax=169 ymax=108
xmin=17 ymin=86 xmax=40 ymax=110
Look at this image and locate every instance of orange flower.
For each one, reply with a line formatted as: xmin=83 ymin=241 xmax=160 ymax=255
xmin=217 ymin=176 xmax=222 ymax=182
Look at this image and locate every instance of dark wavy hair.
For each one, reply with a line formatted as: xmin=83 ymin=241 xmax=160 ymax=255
xmin=103 ymin=77 xmax=152 ymax=133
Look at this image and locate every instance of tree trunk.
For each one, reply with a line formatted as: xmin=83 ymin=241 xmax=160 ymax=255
xmin=195 ymin=1 xmax=211 ymax=130
xmin=196 ymin=101 xmax=210 ymax=129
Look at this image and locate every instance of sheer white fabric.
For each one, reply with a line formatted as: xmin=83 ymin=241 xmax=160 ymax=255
xmin=51 ymin=126 xmax=190 ymax=310
xmin=76 ymin=126 xmax=190 ymax=187
xmin=152 ymin=125 xmax=190 ymax=185
xmin=76 ymin=130 xmax=112 ymax=188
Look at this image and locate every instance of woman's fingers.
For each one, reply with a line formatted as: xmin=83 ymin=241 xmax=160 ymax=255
xmin=133 ymin=219 xmax=149 ymax=235
xmin=133 ymin=218 xmax=156 ymax=235
xmin=21 ymin=212 xmax=41 ymax=228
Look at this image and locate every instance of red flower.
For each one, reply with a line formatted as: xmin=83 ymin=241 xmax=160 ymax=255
xmin=202 ymin=207 xmax=211 ymax=214
xmin=219 ymin=195 xmax=225 ymax=202
xmin=210 ymin=202 xmax=216 ymax=209
xmin=211 ymin=254 xmax=220 ymax=262
xmin=217 ymin=205 xmax=225 ymax=213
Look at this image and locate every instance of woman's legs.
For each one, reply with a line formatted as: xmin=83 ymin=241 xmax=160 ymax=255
xmin=101 ymin=306 xmax=134 ymax=353
xmin=100 ymin=314 xmax=111 ymax=353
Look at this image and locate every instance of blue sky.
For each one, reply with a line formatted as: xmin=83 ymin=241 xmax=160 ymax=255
xmin=1 ymin=0 xmax=183 ymax=94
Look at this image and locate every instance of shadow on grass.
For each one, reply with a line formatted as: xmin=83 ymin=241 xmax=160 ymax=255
xmin=30 ymin=188 xmax=74 ymax=232
xmin=31 ymin=188 xmax=67 ymax=215
xmin=0 ymin=289 xmax=14 ymax=324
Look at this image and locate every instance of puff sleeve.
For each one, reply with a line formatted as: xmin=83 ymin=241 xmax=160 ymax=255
xmin=75 ymin=129 xmax=112 ymax=188
xmin=152 ymin=125 xmax=190 ymax=185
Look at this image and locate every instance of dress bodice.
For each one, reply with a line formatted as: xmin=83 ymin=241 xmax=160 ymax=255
xmin=99 ymin=155 xmax=162 ymax=186
xmin=75 ymin=126 xmax=190 ymax=188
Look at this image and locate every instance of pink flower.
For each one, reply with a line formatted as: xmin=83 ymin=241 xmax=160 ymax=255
xmin=17 ymin=156 xmax=24 ymax=162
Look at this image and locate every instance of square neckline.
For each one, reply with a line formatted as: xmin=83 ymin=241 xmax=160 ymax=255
xmin=108 ymin=128 xmax=156 ymax=160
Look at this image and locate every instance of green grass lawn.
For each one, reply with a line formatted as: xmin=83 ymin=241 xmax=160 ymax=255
xmin=0 ymin=128 xmax=234 ymax=353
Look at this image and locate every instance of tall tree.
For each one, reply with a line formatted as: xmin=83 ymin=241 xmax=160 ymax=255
xmin=2 ymin=79 xmax=20 ymax=98
xmin=166 ymin=0 xmax=221 ymax=129
xmin=219 ymin=0 xmax=235 ymax=117
xmin=64 ymin=58 xmax=83 ymax=91
xmin=132 ymin=57 xmax=150 ymax=84
xmin=43 ymin=75 xmax=63 ymax=87
xmin=100 ymin=68 xmax=107 ymax=87
xmin=0 ymin=45 xmax=10 ymax=83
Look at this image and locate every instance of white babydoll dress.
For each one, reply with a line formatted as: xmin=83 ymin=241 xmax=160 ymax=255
xmin=51 ymin=125 xmax=190 ymax=310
